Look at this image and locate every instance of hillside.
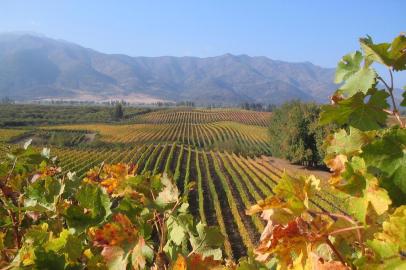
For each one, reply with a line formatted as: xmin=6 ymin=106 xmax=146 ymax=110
xmin=0 ymin=33 xmax=337 ymax=104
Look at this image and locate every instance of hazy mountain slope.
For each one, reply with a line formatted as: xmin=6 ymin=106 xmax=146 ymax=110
xmin=0 ymin=33 xmax=337 ymax=104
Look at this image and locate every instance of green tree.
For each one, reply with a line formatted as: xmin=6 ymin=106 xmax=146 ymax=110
xmin=113 ymin=102 xmax=124 ymax=120
xmin=268 ymin=101 xmax=333 ymax=167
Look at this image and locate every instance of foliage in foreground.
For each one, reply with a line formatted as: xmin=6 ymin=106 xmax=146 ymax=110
xmin=246 ymin=34 xmax=406 ymax=269
xmin=0 ymin=141 xmax=233 ymax=269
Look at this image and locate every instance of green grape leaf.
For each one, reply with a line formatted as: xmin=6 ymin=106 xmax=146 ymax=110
xmin=361 ymin=128 xmax=406 ymax=204
xmin=360 ymin=34 xmax=406 ymax=71
xmin=25 ymin=223 xmax=50 ymax=245
xmin=45 ymin=229 xmax=82 ymax=261
xmin=348 ymin=196 xmax=368 ymax=224
xmin=65 ymin=183 xmax=111 ymax=230
xmin=367 ymin=239 xmax=398 ymax=259
xmin=344 ymin=163 xmax=391 ymax=224
xmin=164 ymin=241 xmax=181 ymax=261
xmin=365 ymin=206 xmax=406 ymax=268
xmin=273 ymin=173 xmax=307 ymax=213
xmin=324 ymin=128 xmax=372 ymax=158
xmin=189 ymin=222 xmax=224 ymax=260
xmin=167 ymin=217 xmax=186 ymax=246
xmin=335 ymin=51 xmax=363 ymax=83
xmin=340 ymin=156 xmax=367 ymax=196
xmin=131 ymin=238 xmax=153 ymax=270
xmin=34 ymin=248 xmax=66 ymax=270
xmin=275 ymin=173 xmax=320 ymax=213
xmin=45 ymin=229 xmax=70 ymax=252
xmin=155 ymin=173 xmax=179 ymax=208
xmin=401 ymin=86 xmax=406 ymax=107
xmin=338 ymin=67 xmax=376 ymax=96
xmin=101 ymin=246 xmax=128 ymax=270
xmin=320 ymin=90 xmax=389 ymax=131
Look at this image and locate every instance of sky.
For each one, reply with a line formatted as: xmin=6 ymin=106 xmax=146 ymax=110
xmin=0 ymin=0 xmax=405 ymax=84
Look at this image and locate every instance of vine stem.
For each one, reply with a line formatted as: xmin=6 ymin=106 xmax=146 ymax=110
xmin=328 ymin=225 xmax=365 ymax=235
xmin=378 ymin=70 xmax=405 ymax=128
xmin=309 ymin=210 xmax=365 ymax=256
xmin=325 ymin=237 xmax=349 ymax=268
xmin=307 ymin=216 xmax=349 ymax=268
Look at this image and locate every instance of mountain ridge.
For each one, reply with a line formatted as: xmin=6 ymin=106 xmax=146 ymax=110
xmin=0 ymin=33 xmax=337 ymax=104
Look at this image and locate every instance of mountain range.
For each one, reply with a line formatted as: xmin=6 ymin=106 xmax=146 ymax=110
xmin=0 ymin=33 xmax=337 ymax=105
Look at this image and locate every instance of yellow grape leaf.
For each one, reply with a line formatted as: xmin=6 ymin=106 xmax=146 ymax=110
xmin=365 ymin=178 xmax=391 ymax=215
xmin=326 ymin=154 xmax=348 ymax=186
xmin=89 ymin=213 xmax=138 ymax=247
xmin=254 ymin=218 xmax=319 ymax=264
xmin=188 ymin=254 xmax=224 ymax=270
xmin=170 ymin=254 xmax=225 ymax=270
xmin=291 ymin=251 xmax=348 ymax=270
xmin=171 ymin=255 xmax=187 ymax=270
xmin=84 ymin=163 xmax=137 ymax=195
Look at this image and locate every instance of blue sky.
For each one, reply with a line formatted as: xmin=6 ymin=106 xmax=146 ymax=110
xmin=1 ymin=0 xmax=405 ymax=84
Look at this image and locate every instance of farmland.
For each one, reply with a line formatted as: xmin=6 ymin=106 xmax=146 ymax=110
xmin=0 ymin=106 xmax=342 ymax=260
xmin=49 ymin=143 xmax=344 ymax=259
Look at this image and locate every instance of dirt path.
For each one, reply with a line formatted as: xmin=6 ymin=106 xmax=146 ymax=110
xmin=260 ymin=156 xmax=331 ymax=181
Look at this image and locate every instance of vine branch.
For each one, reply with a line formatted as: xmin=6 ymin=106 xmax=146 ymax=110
xmin=378 ymin=69 xmax=405 ymax=128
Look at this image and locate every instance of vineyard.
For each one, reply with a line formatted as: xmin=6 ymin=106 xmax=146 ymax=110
xmin=0 ymin=108 xmax=348 ymax=260
xmin=135 ymin=109 xmax=271 ymax=126
xmin=45 ymin=121 xmax=271 ymax=154
xmin=47 ymin=143 xmax=345 ymax=260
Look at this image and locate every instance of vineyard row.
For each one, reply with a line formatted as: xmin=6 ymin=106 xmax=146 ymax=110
xmin=51 ymin=143 xmax=346 ymax=260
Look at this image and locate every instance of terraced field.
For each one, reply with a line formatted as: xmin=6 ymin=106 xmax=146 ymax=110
xmin=0 ymin=108 xmax=343 ymax=260
xmin=135 ymin=109 xmax=271 ymax=126
xmin=46 ymin=122 xmax=270 ymax=154
xmin=0 ymin=128 xmax=26 ymax=142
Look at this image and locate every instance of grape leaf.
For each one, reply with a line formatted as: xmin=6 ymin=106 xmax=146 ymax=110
xmin=189 ymin=222 xmax=224 ymax=260
xmin=34 ymin=248 xmax=65 ymax=270
xmin=187 ymin=254 xmax=223 ymax=270
xmin=401 ymin=86 xmax=406 ymax=107
xmin=324 ymin=128 xmax=371 ymax=158
xmin=361 ymin=128 xmax=406 ymax=205
xmin=338 ymin=67 xmax=376 ymax=96
xmin=254 ymin=218 xmax=316 ymax=264
xmin=89 ymin=213 xmax=138 ymax=248
xmin=340 ymin=156 xmax=391 ymax=223
xmin=360 ymin=34 xmax=406 ymax=71
xmin=273 ymin=173 xmax=320 ymax=213
xmin=365 ymin=179 xmax=391 ymax=216
xmin=167 ymin=216 xmax=186 ymax=246
xmin=155 ymin=173 xmax=179 ymax=207
xmin=101 ymin=246 xmax=128 ymax=270
xmin=172 ymin=255 xmax=187 ymax=270
xmin=365 ymin=206 xmax=406 ymax=268
xmin=65 ymin=183 xmax=111 ymax=229
xmin=131 ymin=237 xmax=153 ymax=270
xmin=339 ymin=156 xmax=367 ymax=196
xmin=320 ymin=90 xmax=389 ymax=131
xmin=334 ymin=51 xmax=363 ymax=83
xmin=171 ymin=254 xmax=224 ymax=270
xmin=348 ymin=196 xmax=369 ymax=224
